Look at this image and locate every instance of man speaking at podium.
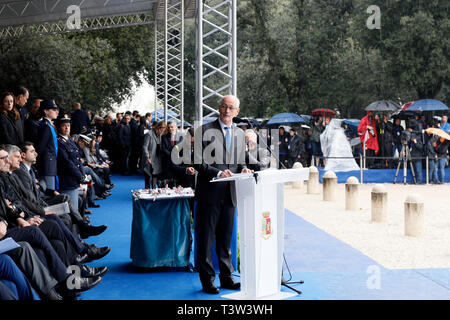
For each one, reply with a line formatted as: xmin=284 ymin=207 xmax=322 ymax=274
xmin=194 ymin=95 xmax=252 ymax=294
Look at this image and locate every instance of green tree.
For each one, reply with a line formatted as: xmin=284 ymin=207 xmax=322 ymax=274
xmin=352 ymin=0 xmax=449 ymax=100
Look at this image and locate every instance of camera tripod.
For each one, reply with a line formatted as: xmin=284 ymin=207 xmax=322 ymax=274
xmin=393 ymin=143 xmax=417 ymax=184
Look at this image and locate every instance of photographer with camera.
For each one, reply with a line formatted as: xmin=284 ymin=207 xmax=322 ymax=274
xmin=406 ymin=120 xmax=424 ymax=184
xmin=309 ymin=116 xmax=325 ymax=166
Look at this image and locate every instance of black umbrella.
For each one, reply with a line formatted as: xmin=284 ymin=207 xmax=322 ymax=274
xmin=365 ymin=100 xmax=400 ymax=112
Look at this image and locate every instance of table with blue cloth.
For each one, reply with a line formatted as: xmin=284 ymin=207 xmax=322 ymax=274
xmin=130 ymin=196 xmax=192 ymax=268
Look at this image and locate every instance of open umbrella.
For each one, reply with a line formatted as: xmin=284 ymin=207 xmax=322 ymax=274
xmin=425 ymin=128 xmax=450 ymax=140
xmin=311 ymin=108 xmax=336 ymax=117
xmin=266 ymin=113 xmax=307 ymax=126
xmin=407 ymin=99 xmax=449 ymax=112
xmin=365 ymin=100 xmax=400 ymax=112
xmin=391 ymin=101 xmax=420 ymax=120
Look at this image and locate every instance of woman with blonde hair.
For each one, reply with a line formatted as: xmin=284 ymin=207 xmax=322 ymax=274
xmin=0 ymin=92 xmax=24 ymax=145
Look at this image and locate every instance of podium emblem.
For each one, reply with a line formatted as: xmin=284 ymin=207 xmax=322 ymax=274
xmin=261 ymin=211 xmax=273 ymax=240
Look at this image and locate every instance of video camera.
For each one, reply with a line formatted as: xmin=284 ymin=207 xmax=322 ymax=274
xmin=400 ymin=130 xmax=411 ymax=145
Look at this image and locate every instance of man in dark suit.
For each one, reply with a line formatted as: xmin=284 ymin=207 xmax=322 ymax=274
xmin=116 ymin=114 xmax=132 ymax=175
xmin=70 ymin=103 xmax=91 ymax=135
xmin=193 ymin=95 xmax=251 ymax=294
xmin=13 ymin=86 xmax=29 ymax=123
xmin=287 ymin=128 xmax=303 ymax=168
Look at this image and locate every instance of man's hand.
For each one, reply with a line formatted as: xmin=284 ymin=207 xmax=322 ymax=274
xmin=53 ymin=190 xmax=60 ymax=196
xmin=220 ymin=170 xmax=233 ymax=178
xmin=17 ymin=218 xmax=31 ymax=228
xmin=147 ymin=158 xmax=152 ymax=164
xmin=186 ymin=167 xmax=196 ymax=176
xmin=28 ymin=216 xmax=44 ymax=226
xmin=241 ymin=168 xmax=253 ymax=174
xmin=0 ymin=221 xmax=7 ymax=239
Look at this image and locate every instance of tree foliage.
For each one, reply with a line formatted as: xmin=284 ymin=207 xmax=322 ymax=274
xmin=0 ymin=1 xmax=447 ymax=120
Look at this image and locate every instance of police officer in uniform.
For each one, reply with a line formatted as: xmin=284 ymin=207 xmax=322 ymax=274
xmin=56 ymin=115 xmax=87 ymax=214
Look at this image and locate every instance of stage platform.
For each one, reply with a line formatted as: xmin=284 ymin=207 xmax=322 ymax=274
xmin=80 ymin=174 xmax=450 ymax=300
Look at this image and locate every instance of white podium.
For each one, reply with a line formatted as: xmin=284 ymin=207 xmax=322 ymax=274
xmin=212 ymin=168 xmax=309 ymax=300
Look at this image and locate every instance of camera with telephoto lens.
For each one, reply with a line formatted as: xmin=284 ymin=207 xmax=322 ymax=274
xmin=400 ymin=130 xmax=411 ymax=145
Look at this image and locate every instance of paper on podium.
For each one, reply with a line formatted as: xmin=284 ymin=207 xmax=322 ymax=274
xmin=211 ymin=168 xmax=309 ymax=184
xmin=0 ymin=237 xmax=20 ymax=254
xmin=210 ymin=172 xmax=253 ymax=183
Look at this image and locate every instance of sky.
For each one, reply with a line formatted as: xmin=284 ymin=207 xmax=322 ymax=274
xmin=112 ymin=74 xmax=156 ymax=115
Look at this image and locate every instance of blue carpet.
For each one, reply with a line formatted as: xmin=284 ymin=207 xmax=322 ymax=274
xmin=80 ymin=174 xmax=450 ymax=300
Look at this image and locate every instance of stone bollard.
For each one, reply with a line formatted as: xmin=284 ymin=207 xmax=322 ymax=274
xmin=323 ymin=171 xmax=337 ymax=201
xmin=292 ymin=162 xmax=304 ymax=189
xmin=307 ymin=166 xmax=320 ymax=194
xmin=345 ymin=176 xmax=360 ymax=211
xmin=404 ymin=194 xmax=424 ymax=237
xmin=371 ymin=184 xmax=388 ymax=223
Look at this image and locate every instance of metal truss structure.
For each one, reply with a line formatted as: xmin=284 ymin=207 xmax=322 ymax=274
xmin=0 ymin=0 xmax=237 ymax=128
xmin=0 ymin=13 xmax=154 ymax=38
xmin=154 ymin=0 xmax=185 ymax=128
xmin=195 ymin=0 xmax=237 ymax=124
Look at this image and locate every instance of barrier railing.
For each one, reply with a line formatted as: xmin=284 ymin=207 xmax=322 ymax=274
xmin=305 ymin=154 xmax=449 ymax=185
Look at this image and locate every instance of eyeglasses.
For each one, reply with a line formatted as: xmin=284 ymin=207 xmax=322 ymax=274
xmin=219 ymin=105 xmax=238 ymax=111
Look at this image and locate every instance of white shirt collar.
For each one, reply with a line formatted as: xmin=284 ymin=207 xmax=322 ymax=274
xmin=218 ymin=118 xmax=235 ymax=135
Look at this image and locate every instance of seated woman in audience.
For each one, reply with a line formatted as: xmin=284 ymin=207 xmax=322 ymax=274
xmin=0 ymin=92 xmax=24 ymax=146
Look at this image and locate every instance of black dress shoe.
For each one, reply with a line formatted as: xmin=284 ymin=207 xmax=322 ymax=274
xmin=220 ymin=278 xmax=240 ymax=290
xmin=80 ymin=265 xmax=109 ymax=278
xmin=95 ymin=196 xmax=105 ymax=201
xmin=70 ymin=276 xmax=102 ymax=293
xmin=85 ymin=246 xmax=111 ymax=262
xmin=84 ymin=210 xmax=92 ymax=215
xmin=202 ymin=283 xmax=219 ymax=294
xmin=42 ymin=288 xmax=63 ymax=300
xmin=80 ymin=225 xmax=107 ymax=239
xmin=88 ymin=202 xmax=100 ymax=208
xmin=76 ymin=253 xmax=89 ymax=264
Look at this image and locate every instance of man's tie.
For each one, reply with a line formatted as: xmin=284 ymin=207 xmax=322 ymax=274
xmin=29 ymin=168 xmax=36 ymax=183
xmin=29 ymin=168 xmax=40 ymax=197
xmin=224 ymin=126 xmax=232 ymax=150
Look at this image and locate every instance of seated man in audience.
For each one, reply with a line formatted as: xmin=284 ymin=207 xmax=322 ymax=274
xmin=0 ymin=195 xmax=102 ymax=299
xmin=0 ymin=252 xmax=39 ymax=300
xmin=0 ymin=144 xmax=108 ymax=275
xmin=17 ymin=141 xmax=107 ymax=240
xmin=2 ymin=238 xmax=62 ymax=300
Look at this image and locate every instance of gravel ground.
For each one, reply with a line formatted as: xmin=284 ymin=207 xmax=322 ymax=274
xmin=284 ymin=181 xmax=450 ymax=269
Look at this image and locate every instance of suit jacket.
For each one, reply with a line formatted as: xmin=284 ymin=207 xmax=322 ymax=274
xmin=13 ymin=163 xmax=46 ymax=207
xmin=141 ymin=129 xmax=162 ymax=176
xmin=193 ymin=119 xmax=246 ymax=206
xmin=117 ymin=122 xmax=131 ymax=147
xmin=71 ymin=109 xmax=91 ymax=134
xmin=36 ymin=118 xmax=58 ymax=177
xmin=0 ymin=111 xmax=24 ymax=146
xmin=161 ymin=132 xmax=183 ymax=178
xmin=288 ymin=134 xmax=303 ymax=158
